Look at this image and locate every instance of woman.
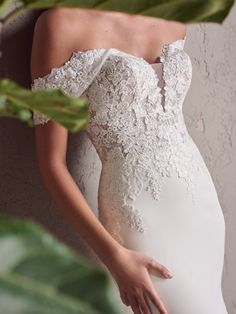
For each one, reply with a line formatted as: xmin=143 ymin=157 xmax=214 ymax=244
xmin=31 ymin=7 xmax=228 ymax=314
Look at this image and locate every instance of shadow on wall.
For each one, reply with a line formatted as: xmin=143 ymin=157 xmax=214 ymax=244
xmin=0 ymin=10 xmax=43 ymax=86
xmin=0 ymin=9 xmax=102 ymax=265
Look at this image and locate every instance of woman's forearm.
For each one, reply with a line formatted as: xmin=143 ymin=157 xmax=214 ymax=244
xmin=38 ymin=160 xmax=123 ymax=266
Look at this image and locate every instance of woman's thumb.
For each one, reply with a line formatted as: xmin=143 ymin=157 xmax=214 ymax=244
xmin=147 ymin=258 xmax=173 ymax=279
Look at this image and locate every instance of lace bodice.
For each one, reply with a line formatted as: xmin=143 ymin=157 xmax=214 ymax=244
xmin=31 ymin=39 xmax=209 ymax=243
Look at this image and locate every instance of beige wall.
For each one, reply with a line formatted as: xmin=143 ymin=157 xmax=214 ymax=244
xmin=185 ymin=7 xmax=236 ymax=310
xmin=0 ymin=4 xmax=235 ymax=312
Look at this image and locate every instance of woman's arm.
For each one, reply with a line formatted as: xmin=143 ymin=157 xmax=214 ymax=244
xmin=31 ymin=9 xmax=173 ymax=314
xmin=34 ymin=121 xmax=123 ymax=265
xmin=31 ymin=9 xmax=124 ymax=266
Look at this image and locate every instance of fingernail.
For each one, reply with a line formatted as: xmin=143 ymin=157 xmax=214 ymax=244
xmin=166 ymin=271 xmax=173 ymax=278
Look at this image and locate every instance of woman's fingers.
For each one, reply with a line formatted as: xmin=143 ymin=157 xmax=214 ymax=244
xmin=109 ymin=249 xmax=172 ymax=314
xmin=120 ymin=291 xmax=130 ymax=307
xmin=139 ymin=291 xmax=153 ymax=314
xmin=148 ymin=258 xmax=173 ymax=279
xmin=129 ymin=295 xmax=142 ymax=314
xmin=146 ymin=287 xmax=168 ymax=314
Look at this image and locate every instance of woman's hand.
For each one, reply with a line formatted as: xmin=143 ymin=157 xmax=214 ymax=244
xmin=104 ymin=246 xmax=173 ymax=314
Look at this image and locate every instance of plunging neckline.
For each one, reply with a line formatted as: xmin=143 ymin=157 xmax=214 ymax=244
xmin=32 ymin=37 xmax=186 ymax=83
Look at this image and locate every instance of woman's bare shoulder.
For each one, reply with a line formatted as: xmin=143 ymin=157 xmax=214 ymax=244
xmin=35 ymin=7 xmax=93 ymax=37
xmin=31 ymin=8 xmax=85 ymax=81
xmin=36 ymin=7 xmax=86 ymax=24
xmin=166 ymin=20 xmax=187 ymax=40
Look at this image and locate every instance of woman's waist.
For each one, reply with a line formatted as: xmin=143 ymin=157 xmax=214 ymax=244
xmin=99 ymin=128 xmax=194 ymax=163
xmin=99 ymin=137 xmax=208 ymax=196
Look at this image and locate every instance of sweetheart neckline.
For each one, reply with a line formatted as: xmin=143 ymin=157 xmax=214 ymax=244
xmin=72 ymin=37 xmax=186 ymax=66
xmin=31 ymin=37 xmax=186 ymax=84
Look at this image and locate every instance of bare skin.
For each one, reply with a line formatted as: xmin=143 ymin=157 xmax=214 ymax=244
xmin=31 ymin=7 xmax=186 ymax=314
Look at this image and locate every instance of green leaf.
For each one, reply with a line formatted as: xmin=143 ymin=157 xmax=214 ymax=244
xmin=0 ymin=213 xmax=119 ymax=314
xmin=0 ymin=79 xmax=90 ymax=133
xmin=20 ymin=0 xmax=234 ymax=23
xmin=0 ymin=94 xmax=6 ymax=108
xmin=0 ymin=0 xmax=16 ymax=18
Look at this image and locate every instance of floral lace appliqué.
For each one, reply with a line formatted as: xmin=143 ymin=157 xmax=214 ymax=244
xmin=31 ymin=40 xmax=209 ymax=244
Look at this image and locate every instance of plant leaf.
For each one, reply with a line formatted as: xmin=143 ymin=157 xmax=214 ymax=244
xmin=20 ymin=0 xmax=234 ymax=23
xmin=0 ymin=0 xmax=16 ymax=18
xmin=0 ymin=213 xmax=119 ymax=314
xmin=0 ymin=79 xmax=90 ymax=133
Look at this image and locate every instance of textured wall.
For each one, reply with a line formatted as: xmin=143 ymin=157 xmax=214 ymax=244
xmin=184 ymin=7 xmax=236 ymax=310
xmin=0 ymin=4 xmax=235 ymax=312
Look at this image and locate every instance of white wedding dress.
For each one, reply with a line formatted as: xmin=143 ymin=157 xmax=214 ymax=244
xmin=31 ymin=38 xmax=228 ymax=313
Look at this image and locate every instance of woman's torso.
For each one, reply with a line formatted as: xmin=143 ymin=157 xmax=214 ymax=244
xmin=33 ymin=8 xmax=202 ymax=245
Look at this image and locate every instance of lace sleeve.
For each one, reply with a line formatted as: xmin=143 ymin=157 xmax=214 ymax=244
xmin=31 ymin=79 xmax=51 ymax=126
xmin=31 ymin=49 xmax=110 ymax=126
xmin=33 ymin=111 xmax=50 ymax=125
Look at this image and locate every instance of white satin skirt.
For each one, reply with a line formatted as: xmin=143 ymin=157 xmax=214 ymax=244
xmin=103 ymin=158 xmax=227 ymax=314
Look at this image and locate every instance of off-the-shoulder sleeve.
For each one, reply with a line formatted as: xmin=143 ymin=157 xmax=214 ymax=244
xmin=31 ymin=49 xmax=111 ymax=126
xmin=31 ymin=80 xmax=51 ymax=125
